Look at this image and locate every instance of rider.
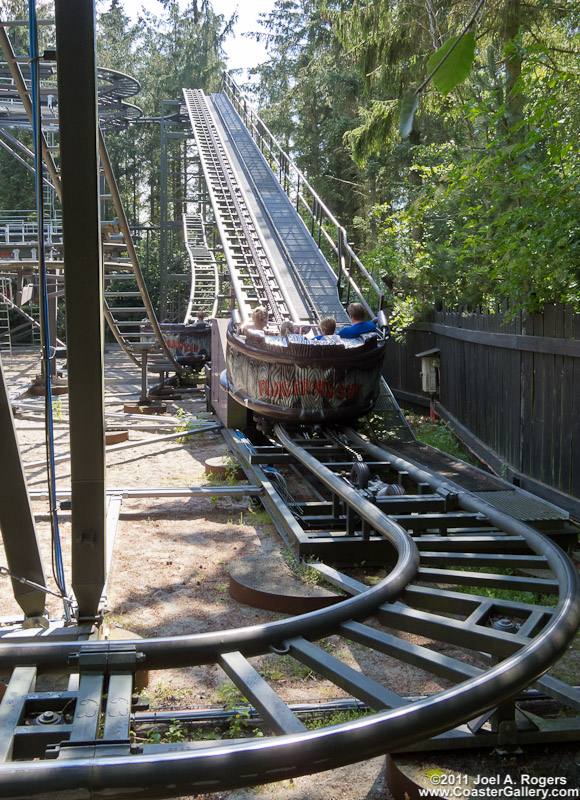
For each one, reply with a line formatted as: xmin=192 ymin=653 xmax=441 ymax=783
xmin=337 ymin=302 xmax=376 ymax=339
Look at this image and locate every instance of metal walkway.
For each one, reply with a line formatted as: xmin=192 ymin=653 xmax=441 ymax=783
xmin=210 ymin=91 xmax=347 ymax=324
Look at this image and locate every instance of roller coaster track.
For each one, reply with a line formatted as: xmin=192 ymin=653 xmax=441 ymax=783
xmin=0 ymin=423 xmax=579 ymax=798
xmin=98 ymin=130 xmax=182 ymax=374
xmin=182 ymin=213 xmax=219 ymax=322
xmin=1 ymin=20 xmax=579 ymax=794
xmin=184 ymin=88 xmax=297 ymax=326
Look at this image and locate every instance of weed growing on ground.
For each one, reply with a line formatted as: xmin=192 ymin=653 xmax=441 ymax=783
xmin=216 ymin=681 xmax=247 ymax=708
xmin=146 ymin=683 xmax=197 ymax=707
xmin=53 ymin=397 xmax=64 ymax=421
xmin=405 ymin=412 xmax=479 ymax=465
xmin=247 ymin=506 xmax=273 ymax=526
xmin=303 ymin=707 xmax=369 ymax=729
xmin=174 ymin=408 xmax=196 ymax=443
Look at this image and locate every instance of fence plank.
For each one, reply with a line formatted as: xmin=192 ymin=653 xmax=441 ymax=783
xmin=530 ymin=314 xmax=545 ymax=484
xmin=384 ymin=303 xmax=577 ymax=506
xmin=559 ymin=356 xmax=573 ymax=495
xmin=572 ymin=355 xmax=580 ymax=499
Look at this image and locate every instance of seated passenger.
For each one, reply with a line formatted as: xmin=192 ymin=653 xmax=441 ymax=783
xmin=192 ymin=310 xmax=208 ymax=328
xmin=337 ymin=302 xmax=376 ymax=339
xmin=315 ymin=317 xmax=336 ymax=339
xmin=251 ymin=306 xmax=268 ymax=330
xmin=279 ymin=320 xmax=294 ymax=337
xmin=242 ymin=306 xmax=269 ymax=334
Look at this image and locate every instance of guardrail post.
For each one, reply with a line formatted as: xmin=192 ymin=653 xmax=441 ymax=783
xmin=337 ymin=235 xmax=343 ymax=295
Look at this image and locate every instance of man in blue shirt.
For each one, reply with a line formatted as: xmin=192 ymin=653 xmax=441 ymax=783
xmin=337 ymin=302 xmax=376 ymax=339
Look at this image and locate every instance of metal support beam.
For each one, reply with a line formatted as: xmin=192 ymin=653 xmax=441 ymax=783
xmin=0 ymin=356 xmax=46 ymax=617
xmin=55 ymin=0 xmax=106 ymax=618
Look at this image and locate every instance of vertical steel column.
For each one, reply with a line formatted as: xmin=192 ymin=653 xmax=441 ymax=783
xmin=0 ymin=356 xmax=46 ymax=617
xmin=47 ymin=272 xmax=57 ymax=377
xmin=55 ymin=0 xmax=106 ymax=619
xmin=159 ymin=101 xmax=169 ymax=321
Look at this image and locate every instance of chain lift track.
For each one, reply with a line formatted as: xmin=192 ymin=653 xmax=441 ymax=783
xmin=183 ymin=88 xmax=297 ymax=326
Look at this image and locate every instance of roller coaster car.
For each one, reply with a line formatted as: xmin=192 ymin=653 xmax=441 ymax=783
xmin=159 ymin=321 xmax=212 ymax=368
xmin=221 ymin=321 xmax=387 ymax=422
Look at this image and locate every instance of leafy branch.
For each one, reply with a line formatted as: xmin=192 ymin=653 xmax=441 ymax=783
xmin=399 ymin=0 xmax=486 ymax=138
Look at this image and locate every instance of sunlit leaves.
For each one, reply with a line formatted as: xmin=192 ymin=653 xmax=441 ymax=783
xmin=427 ymin=31 xmax=477 ymax=95
xmin=344 ymin=99 xmax=398 ymax=164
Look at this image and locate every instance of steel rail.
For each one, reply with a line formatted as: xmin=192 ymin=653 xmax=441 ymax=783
xmin=0 ymin=24 xmax=62 ymax=198
xmin=0 ymin=512 xmax=418 ymax=671
xmin=187 ymin=90 xmax=256 ymax=321
xmin=182 ymin=214 xmax=219 ymax=321
xmin=0 ymin=430 xmax=579 ymax=798
xmin=0 ymin=21 xmax=177 ymax=376
xmin=210 ymin=96 xmax=320 ymax=325
xmin=187 ymin=88 xmax=290 ymax=321
xmin=183 ymin=88 xmax=296 ymax=326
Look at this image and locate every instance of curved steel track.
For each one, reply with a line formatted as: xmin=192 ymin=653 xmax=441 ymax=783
xmin=0 ymin=21 xmax=579 ymax=796
xmin=0 ymin=426 xmax=578 ymax=799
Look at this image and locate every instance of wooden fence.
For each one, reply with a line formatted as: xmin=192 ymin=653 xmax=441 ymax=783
xmin=383 ymin=302 xmax=580 ymax=516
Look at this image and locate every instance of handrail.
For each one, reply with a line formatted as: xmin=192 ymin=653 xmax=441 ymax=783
xmin=221 ymin=71 xmax=385 ymax=317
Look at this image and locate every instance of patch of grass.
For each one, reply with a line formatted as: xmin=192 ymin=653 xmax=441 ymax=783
xmin=146 ymin=683 xmax=198 ymax=708
xmin=257 ymin=652 xmax=314 ymax=683
xmin=247 ymin=506 xmax=274 ymax=526
xmin=216 ymin=681 xmax=248 ymax=709
xmin=303 ymin=707 xmax=370 ymax=729
xmin=405 ymin=412 xmax=479 ymax=465
xmin=53 ymin=397 xmax=64 ymax=422
xmin=281 ymin=549 xmax=325 ymax=587
xmin=444 ymin=565 xmax=557 ymax=606
xmin=173 ymin=408 xmax=196 ymax=443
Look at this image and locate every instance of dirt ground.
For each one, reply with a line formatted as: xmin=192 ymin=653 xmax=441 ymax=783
xmin=2 ymin=347 xmax=579 ymax=800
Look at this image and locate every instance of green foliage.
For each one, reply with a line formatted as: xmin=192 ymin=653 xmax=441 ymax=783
xmin=216 ymin=681 xmax=247 ymax=708
xmin=406 ymin=412 xmax=478 ymax=465
xmin=303 ymin=707 xmax=369 ymax=729
xmin=449 ymin=565 xmax=557 ymax=606
xmin=96 ymin=0 xmax=233 ymax=247
xmin=309 ymin=1 xmax=580 ymax=323
xmin=281 ymin=549 xmax=326 ymax=586
xmin=427 ymin=31 xmax=477 ymax=96
xmin=251 ymin=0 xmax=374 ymax=229
xmin=173 ymin=408 xmax=196 ymax=442
xmin=226 ymin=708 xmax=251 ymax=739
xmin=345 ymin=99 xmax=398 ymax=165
